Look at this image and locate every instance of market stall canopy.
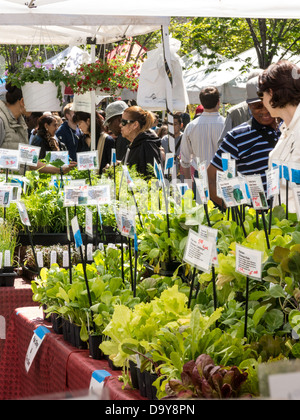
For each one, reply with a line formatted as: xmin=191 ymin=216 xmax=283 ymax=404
xmin=43 ymin=46 xmax=91 ymax=73
xmin=0 ymin=1 xmax=170 ymax=44
xmin=0 ymin=0 xmax=299 ymax=45
xmin=183 ymin=47 xmax=300 ymax=105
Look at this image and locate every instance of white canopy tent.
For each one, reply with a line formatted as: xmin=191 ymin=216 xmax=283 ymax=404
xmin=0 ymin=0 xmax=299 ymax=46
xmin=183 ymin=47 xmax=300 ymax=105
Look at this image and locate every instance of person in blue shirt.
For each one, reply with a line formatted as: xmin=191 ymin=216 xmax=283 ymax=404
xmin=56 ymin=103 xmax=83 ymax=161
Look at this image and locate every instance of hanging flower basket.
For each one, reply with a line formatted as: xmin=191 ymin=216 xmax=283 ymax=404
xmin=21 ymin=81 xmax=64 ymax=112
xmin=6 ymin=57 xmax=72 ymax=109
xmin=72 ymin=56 xmax=140 ymax=96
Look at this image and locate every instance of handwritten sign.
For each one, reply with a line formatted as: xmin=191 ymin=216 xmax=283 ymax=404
xmin=246 ymin=175 xmax=269 ymax=210
xmin=87 ymin=184 xmax=111 ymax=205
xmin=77 ymin=151 xmax=99 ymax=171
xmin=183 ymin=229 xmax=213 ymax=272
xmin=218 ymin=177 xmax=248 ymax=207
xmin=18 ymin=143 xmax=40 ymax=167
xmin=266 ymin=166 xmax=280 ymax=199
xmin=0 ymin=148 xmax=19 ymax=170
xmin=50 ymin=151 xmax=69 ymax=167
xmin=235 ymin=244 xmax=263 ymax=279
xmin=64 ymin=185 xmax=89 ymax=207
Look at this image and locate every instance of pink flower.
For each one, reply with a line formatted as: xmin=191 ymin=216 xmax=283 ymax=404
xmin=33 ymin=61 xmax=42 ymax=68
xmin=44 ymin=63 xmax=54 ymax=70
xmin=23 ymin=61 xmax=32 ymax=68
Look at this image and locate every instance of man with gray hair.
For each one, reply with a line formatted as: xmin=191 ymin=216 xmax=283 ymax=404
xmin=104 ymin=100 xmax=130 ymax=161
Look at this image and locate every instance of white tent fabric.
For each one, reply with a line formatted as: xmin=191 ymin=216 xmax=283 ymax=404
xmin=183 ymin=47 xmax=300 ymax=105
xmin=43 ymin=46 xmax=91 ymax=73
xmin=0 ymin=0 xmax=299 ymax=45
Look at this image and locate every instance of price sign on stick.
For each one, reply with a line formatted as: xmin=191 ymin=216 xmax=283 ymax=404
xmin=218 ymin=177 xmax=248 ymax=208
xmin=235 ymin=244 xmax=263 ymax=279
xmin=0 ymin=149 xmax=19 ymax=170
xmin=266 ymin=166 xmax=280 ymax=199
xmin=18 ymin=144 xmax=40 ymax=167
xmin=50 ymin=151 xmax=69 ymax=167
xmin=77 ymin=151 xmax=99 ymax=171
xmin=246 ymin=175 xmax=269 ymax=210
xmin=183 ymin=229 xmax=213 ymax=272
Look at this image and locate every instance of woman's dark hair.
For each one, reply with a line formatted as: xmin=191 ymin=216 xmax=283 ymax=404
xmin=73 ymin=111 xmax=104 ymax=139
xmin=36 ymin=114 xmax=60 ymax=151
xmin=5 ymin=82 xmax=23 ymax=105
xmin=258 ymin=60 xmax=300 ymax=108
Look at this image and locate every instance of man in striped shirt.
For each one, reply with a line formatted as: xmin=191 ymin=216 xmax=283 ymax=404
xmin=207 ymin=75 xmax=281 ymax=208
xmin=180 ymin=86 xmax=225 ymax=183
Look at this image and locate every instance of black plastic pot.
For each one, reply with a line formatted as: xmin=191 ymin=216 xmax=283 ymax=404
xmin=70 ymin=323 xmax=87 ymax=349
xmin=0 ymin=267 xmax=17 ymax=287
xmin=144 ymin=370 xmax=158 ymax=400
xmin=51 ymin=313 xmax=63 ymax=334
xmin=62 ymin=318 xmax=72 ymax=343
xmin=107 ymin=356 xmax=121 ymax=371
xmin=18 ymin=232 xmax=70 ymax=246
xmin=159 ymin=261 xmax=181 ymax=276
xmin=22 ymin=265 xmax=39 ymax=281
xmin=136 ymin=367 xmax=147 ymax=397
xmin=129 ymin=360 xmax=139 ymax=389
xmin=89 ymin=334 xmax=104 ymax=360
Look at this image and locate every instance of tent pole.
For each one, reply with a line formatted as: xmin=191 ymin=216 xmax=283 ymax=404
xmin=88 ymin=38 xmax=96 ymax=151
xmin=161 ymin=24 xmax=176 ymax=183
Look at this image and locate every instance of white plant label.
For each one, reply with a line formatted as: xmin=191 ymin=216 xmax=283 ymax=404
xmin=85 ymin=207 xmax=93 ymax=238
xmin=183 ymin=229 xmax=213 ymax=272
xmin=77 ymin=151 xmax=99 ymax=171
xmin=198 ymin=225 xmax=218 ymax=266
xmin=235 ymin=244 xmax=263 ymax=279
xmin=25 ymin=326 xmax=50 ymax=372
xmin=268 ymin=372 xmax=300 ymax=400
xmin=0 ymin=149 xmax=19 ymax=170
xmin=246 ymin=175 xmax=269 ymax=210
xmin=63 ymin=250 xmax=69 ymax=268
xmin=17 ymin=202 xmax=31 ymax=226
xmin=18 ymin=144 xmax=40 ymax=167
xmin=37 ymin=251 xmax=43 ymax=268
xmin=50 ymin=151 xmax=69 ymax=167
xmin=266 ymin=166 xmax=280 ymax=199
xmin=4 ymin=250 xmax=10 ymax=267
xmin=50 ymin=250 xmax=57 ymax=266
xmin=89 ymin=370 xmax=111 ymax=398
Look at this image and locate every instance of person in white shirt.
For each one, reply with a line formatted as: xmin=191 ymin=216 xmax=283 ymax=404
xmin=258 ymin=60 xmax=300 ymax=213
xmin=180 ymin=86 xmax=225 ymax=183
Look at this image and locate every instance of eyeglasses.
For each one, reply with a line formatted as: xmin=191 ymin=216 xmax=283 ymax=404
xmin=121 ymin=119 xmax=135 ymax=126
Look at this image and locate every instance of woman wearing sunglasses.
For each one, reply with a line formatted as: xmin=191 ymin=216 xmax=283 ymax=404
xmin=73 ymin=110 xmax=115 ymax=174
xmin=120 ymin=106 xmax=162 ymax=177
xmin=258 ymin=60 xmax=300 ymax=213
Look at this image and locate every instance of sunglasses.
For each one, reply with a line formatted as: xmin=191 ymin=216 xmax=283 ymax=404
xmin=121 ymin=119 xmax=135 ymax=126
